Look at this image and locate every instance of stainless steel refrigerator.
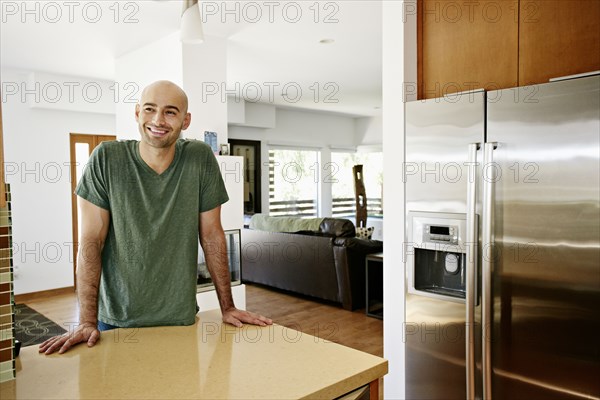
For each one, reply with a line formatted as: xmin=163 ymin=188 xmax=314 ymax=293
xmin=404 ymin=74 xmax=600 ymax=399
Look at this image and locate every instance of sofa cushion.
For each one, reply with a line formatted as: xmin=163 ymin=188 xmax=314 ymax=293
xmin=356 ymin=226 xmax=374 ymax=239
xmin=249 ymin=214 xmax=324 ymax=233
xmin=319 ymin=218 xmax=356 ymax=238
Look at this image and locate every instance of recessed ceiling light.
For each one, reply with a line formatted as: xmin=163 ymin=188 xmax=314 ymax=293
xmin=319 ymin=39 xmax=335 ymax=44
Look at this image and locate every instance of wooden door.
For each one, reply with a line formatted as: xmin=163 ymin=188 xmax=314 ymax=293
xmin=418 ymin=0 xmax=519 ymax=99
xmin=69 ymin=134 xmax=116 ymax=287
xmin=519 ymin=0 xmax=600 ymax=85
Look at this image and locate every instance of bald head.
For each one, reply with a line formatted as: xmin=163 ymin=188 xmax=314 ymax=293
xmin=139 ymin=80 xmax=189 ymax=114
xmin=135 ymin=80 xmax=192 ymax=150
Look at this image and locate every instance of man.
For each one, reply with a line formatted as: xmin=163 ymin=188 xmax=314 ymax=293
xmin=40 ymin=81 xmax=272 ymax=355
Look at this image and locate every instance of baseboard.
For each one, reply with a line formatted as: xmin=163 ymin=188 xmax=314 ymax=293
xmin=14 ymin=286 xmax=75 ymax=303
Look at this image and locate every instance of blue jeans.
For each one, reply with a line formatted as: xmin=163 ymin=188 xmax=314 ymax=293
xmin=97 ymin=320 xmax=119 ymax=332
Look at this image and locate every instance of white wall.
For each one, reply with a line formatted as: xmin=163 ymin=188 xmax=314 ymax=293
xmin=355 ymin=115 xmax=383 ymax=147
xmin=9 ymin=71 xmax=116 ymax=115
xmin=383 ymin=1 xmax=417 ymax=398
xmin=115 ymin=32 xmax=183 ymax=140
xmin=268 ymin=108 xmax=357 ymax=147
xmin=240 ymin=102 xmax=276 ymax=129
xmin=230 ymin=103 xmax=383 ymax=149
xmin=182 ymin=35 xmax=228 ymax=145
xmin=1 ymin=68 xmax=116 ymax=294
xmin=230 ymin=107 xmax=365 ymax=147
xmin=216 ymin=156 xmax=244 ymax=231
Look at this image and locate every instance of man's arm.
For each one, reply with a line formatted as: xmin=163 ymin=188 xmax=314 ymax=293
xmin=39 ymin=197 xmax=110 ymax=354
xmin=199 ymin=206 xmax=272 ymax=327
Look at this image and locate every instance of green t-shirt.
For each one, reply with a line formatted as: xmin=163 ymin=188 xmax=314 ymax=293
xmin=75 ymin=139 xmax=229 ymax=327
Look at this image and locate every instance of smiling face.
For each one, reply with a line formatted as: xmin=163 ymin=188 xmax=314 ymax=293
xmin=135 ymin=81 xmax=191 ymax=150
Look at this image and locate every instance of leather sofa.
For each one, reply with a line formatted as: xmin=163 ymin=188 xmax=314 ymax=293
xmin=241 ymin=217 xmax=383 ymax=310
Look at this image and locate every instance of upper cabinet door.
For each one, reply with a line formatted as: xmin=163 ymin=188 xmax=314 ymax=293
xmin=419 ymin=0 xmax=519 ymax=99
xmin=519 ymin=0 xmax=600 ymax=85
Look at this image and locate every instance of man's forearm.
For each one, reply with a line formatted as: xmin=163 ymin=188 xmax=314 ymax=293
xmin=76 ymin=241 xmax=103 ymax=326
xmin=202 ymin=233 xmax=235 ymax=313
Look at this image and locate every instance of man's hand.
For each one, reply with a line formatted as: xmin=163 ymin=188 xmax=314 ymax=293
xmin=38 ymin=322 xmax=100 ymax=355
xmin=222 ymin=308 xmax=273 ymax=328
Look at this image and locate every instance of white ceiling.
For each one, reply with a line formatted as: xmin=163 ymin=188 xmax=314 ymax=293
xmin=0 ymin=0 xmax=382 ymax=117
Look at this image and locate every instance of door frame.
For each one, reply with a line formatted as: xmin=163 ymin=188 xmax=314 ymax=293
xmin=228 ymin=139 xmax=262 ymax=214
xmin=69 ymin=133 xmax=116 ymax=288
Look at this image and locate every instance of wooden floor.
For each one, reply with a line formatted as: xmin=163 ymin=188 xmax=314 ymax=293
xmin=245 ymin=284 xmax=383 ymax=357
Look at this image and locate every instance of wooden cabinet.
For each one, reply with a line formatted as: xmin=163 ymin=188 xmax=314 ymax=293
xmin=419 ymin=0 xmax=519 ymax=99
xmin=519 ymin=0 xmax=600 ymax=85
xmin=418 ymin=0 xmax=600 ymax=99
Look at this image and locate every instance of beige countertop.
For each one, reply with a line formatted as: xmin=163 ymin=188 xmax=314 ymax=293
xmin=1 ymin=309 xmax=387 ymax=399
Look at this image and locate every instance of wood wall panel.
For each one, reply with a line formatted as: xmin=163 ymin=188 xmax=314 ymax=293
xmin=420 ymin=0 xmax=519 ymax=99
xmin=519 ymin=0 xmax=600 ymax=85
xmin=0 ymin=184 xmax=14 ymax=383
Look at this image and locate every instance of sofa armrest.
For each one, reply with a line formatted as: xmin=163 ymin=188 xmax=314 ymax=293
xmin=333 ymin=237 xmax=384 ymax=251
xmin=332 ymin=238 xmax=383 ymax=310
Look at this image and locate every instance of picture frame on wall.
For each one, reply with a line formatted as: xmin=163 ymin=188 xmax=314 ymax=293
xmin=228 ymin=139 xmax=261 ymax=214
xmin=204 ymin=131 xmax=218 ymax=154
xmin=219 ymin=143 xmax=230 ymax=155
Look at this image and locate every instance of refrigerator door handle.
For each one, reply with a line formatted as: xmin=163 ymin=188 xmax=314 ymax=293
xmin=465 ymin=143 xmax=479 ymax=400
xmin=482 ymin=142 xmax=497 ymax=400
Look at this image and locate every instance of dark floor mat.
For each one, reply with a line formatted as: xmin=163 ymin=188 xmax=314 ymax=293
xmin=14 ymin=304 xmax=67 ymax=347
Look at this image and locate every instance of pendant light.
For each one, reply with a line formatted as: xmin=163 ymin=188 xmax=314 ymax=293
xmin=181 ymin=0 xmax=204 ymax=43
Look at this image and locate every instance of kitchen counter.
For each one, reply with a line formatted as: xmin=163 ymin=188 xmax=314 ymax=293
xmin=1 ymin=309 xmax=387 ymax=399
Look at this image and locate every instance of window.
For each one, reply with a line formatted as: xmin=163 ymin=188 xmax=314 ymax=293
xmin=268 ymin=148 xmax=320 ymax=217
xmin=331 ymin=152 xmax=383 ymax=218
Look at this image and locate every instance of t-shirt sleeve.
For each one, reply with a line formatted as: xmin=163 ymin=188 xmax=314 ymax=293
xmin=75 ymin=144 xmax=110 ymax=210
xmin=199 ymin=151 xmax=229 ymax=213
